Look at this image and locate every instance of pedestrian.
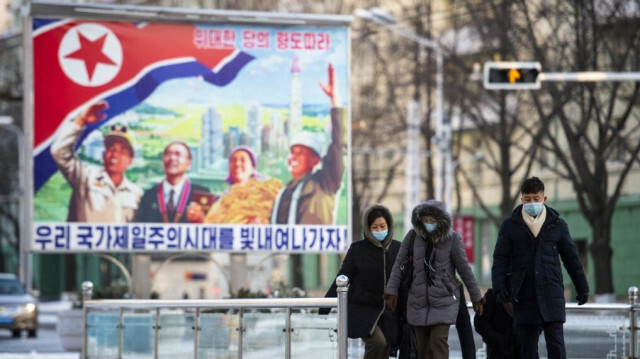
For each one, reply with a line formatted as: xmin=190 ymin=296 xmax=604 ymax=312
xmin=320 ymin=204 xmax=400 ymax=358
xmin=474 ymin=288 xmax=522 ymax=359
xmin=384 ymin=200 xmax=484 ymax=359
xmin=492 ymin=176 xmax=589 ymax=359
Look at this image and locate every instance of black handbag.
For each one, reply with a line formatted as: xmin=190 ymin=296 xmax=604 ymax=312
xmin=397 ymin=231 xmax=417 ymax=359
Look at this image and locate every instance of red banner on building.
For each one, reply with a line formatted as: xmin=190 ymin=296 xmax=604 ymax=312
xmin=453 ymin=216 xmax=475 ymax=263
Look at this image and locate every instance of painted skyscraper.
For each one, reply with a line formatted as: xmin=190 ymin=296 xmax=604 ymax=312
xmin=288 ymin=57 xmax=302 ymax=143
xmin=269 ymin=111 xmax=286 ymax=159
xmin=246 ymin=103 xmax=263 ymax=155
xmin=200 ymin=106 xmax=224 ymax=169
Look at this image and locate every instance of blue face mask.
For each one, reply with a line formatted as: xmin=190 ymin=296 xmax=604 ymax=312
xmin=372 ymin=230 xmax=388 ymax=241
xmin=523 ymin=202 xmax=544 ymax=217
xmin=424 ymin=223 xmax=437 ymax=233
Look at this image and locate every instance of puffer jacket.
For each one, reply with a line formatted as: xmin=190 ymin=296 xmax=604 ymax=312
xmin=386 ymin=200 xmax=482 ymax=327
xmin=321 ymin=204 xmax=401 ymax=346
xmin=492 ymin=204 xmax=589 ymax=324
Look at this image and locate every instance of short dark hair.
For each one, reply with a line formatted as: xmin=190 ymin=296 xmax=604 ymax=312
xmin=367 ymin=208 xmax=388 ymax=228
xmin=521 ymin=176 xmax=545 ymax=195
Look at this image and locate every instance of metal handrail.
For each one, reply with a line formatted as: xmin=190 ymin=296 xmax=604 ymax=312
xmin=84 ymin=297 xmax=337 ymax=309
xmin=463 ymin=285 xmax=639 ymax=359
xmin=82 ymin=275 xmax=350 ymax=359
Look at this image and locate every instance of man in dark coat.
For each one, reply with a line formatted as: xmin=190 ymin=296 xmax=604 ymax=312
xmin=320 ymin=204 xmax=400 ymax=358
xmin=474 ymin=288 xmax=522 ymax=359
xmin=492 ymin=176 xmax=589 ymax=359
xmin=135 ymin=141 xmax=209 ymax=223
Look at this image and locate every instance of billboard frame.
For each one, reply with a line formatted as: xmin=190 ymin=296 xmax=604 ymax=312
xmin=22 ymin=1 xmax=353 ymax=290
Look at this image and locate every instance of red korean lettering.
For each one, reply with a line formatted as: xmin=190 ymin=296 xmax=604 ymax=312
xmin=276 ymin=32 xmax=289 ymax=50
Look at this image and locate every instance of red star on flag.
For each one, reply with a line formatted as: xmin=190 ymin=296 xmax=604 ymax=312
xmin=65 ymin=32 xmax=116 ymax=81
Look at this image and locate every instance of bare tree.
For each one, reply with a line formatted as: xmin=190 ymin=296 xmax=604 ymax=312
xmin=523 ymin=0 xmax=640 ymax=296
xmin=446 ymin=0 xmax=640 ymax=296
xmin=443 ymin=0 xmax=551 ymax=224
xmin=0 ymin=31 xmax=23 ymax=274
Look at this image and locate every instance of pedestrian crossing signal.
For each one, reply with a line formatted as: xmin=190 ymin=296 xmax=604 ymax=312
xmin=483 ymin=61 xmax=541 ymax=90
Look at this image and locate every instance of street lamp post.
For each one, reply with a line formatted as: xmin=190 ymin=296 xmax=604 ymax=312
xmin=355 ymin=7 xmax=451 ymax=213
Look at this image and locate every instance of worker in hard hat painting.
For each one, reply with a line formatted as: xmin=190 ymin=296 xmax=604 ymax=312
xmin=270 ymin=64 xmax=345 ymax=225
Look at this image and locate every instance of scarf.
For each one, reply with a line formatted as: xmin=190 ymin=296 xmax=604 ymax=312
xmin=522 ymin=204 xmax=547 ymax=238
xmin=423 ymin=239 xmax=436 ymax=286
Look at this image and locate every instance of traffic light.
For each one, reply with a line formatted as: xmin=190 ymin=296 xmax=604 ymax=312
xmin=483 ymin=61 xmax=541 ymax=90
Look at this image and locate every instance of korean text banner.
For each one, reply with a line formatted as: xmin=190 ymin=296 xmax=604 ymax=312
xmin=31 ymin=17 xmax=350 ymax=253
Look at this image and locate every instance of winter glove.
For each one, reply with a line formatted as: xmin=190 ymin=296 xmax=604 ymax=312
xmin=472 ymin=301 xmax=484 ymax=317
xmin=495 ymin=289 xmax=511 ymax=304
xmin=383 ymin=293 xmax=397 ymax=312
xmin=576 ymin=293 xmax=589 ymax=305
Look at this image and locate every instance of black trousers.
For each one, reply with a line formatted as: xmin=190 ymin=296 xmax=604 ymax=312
xmin=456 ymin=285 xmax=476 ymax=359
xmin=518 ymin=321 xmax=565 ymax=359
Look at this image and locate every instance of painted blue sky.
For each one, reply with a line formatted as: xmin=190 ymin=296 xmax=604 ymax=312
xmin=147 ymin=25 xmax=349 ymax=108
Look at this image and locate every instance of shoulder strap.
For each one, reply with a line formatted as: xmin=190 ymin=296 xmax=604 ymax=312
xmin=408 ymin=230 xmax=416 ymax=256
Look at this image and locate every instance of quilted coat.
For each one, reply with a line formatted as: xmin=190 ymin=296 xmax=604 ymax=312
xmin=386 ymin=200 xmax=482 ymax=327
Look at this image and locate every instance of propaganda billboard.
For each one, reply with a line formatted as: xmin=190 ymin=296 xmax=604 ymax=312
xmin=28 ymin=7 xmax=351 ymax=253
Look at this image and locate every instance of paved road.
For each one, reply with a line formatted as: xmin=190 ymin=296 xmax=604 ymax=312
xmin=0 ymin=300 xmax=79 ymax=359
xmin=0 ymin=325 xmax=79 ymax=358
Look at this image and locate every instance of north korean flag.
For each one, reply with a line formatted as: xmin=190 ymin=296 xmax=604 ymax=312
xmin=32 ymin=19 xmax=254 ymax=192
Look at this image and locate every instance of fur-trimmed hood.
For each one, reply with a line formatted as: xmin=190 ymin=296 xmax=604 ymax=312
xmin=411 ymin=199 xmax=451 ymax=243
xmin=362 ymin=204 xmax=395 ymax=248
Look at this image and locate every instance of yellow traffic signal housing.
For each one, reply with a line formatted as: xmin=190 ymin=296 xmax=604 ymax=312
xmin=483 ymin=61 xmax=541 ymax=90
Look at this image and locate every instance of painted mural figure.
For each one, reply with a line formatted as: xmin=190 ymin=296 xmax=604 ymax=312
xmin=50 ymin=101 xmax=142 ymax=223
xmin=187 ymin=146 xmax=283 ymax=224
xmin=134 ymin=141 xmax=210 ymax=223
xmin=270 ymin=64 xmax=346 ymax=225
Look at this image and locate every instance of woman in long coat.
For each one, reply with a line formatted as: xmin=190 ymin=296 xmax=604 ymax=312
xmin=384 ymin=200 xmax=483 ymax=359
xmin=321 ymin=204 xmax=400 ymax=358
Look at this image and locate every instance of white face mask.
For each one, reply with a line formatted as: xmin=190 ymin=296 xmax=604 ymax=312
xmin=523 ymin=202 xmax=544 ymax=217
xmin=424 ymin=223 xmax=437 ymax=233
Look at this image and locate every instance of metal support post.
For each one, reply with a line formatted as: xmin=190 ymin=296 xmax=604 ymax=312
xmin=336 ymin=275 xmax=349 ymax=359
xmin=81 ymin=281 xmax=93 ymax=359
xmin=285 ymin=307 xmax=292 ymax=359
xmin=194 ymin=308 xmax=200 ymax=359
xmin=82 ymin=280 xmax=94 ymax=304
xmin=118 ymin=308 xmax=124 ymax=359
xmin=154 ymin=307 xmax=160 ymax=359
xmin=630 ymin=286 xmax=638 ymax=359
xmin=237 ymin=308 xmax=245 ymax=359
